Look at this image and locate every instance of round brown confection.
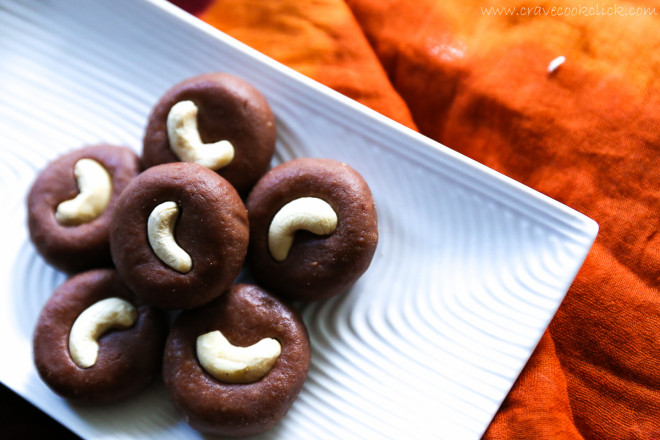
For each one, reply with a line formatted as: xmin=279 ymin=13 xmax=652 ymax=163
xmin=109 ymin=162 xmax=249 ymax=310
xmin=163 ymin=283 xmax=311 ymax=437
xmin=142 ymin=72 xmax=276 ymax=197
xmin=27 ymin=144 xmax=140 ymax=274
xmin=246 ymin=158 xmax=378 ymax=302
xmin=33 ymin=269 xmax=168 ymax=404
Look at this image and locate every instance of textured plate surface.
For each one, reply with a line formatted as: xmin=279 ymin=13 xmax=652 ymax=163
xmin=0 ymin=0 xmax=597 ymax=439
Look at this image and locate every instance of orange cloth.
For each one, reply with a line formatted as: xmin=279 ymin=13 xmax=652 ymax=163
xmin=185 ymin=0 xmax=660 ymax=438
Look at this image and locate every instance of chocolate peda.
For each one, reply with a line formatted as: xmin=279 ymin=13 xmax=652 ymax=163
xmin=33 ymin=269 xmax=167 ymax=404
xmin=142 ymin=73 xmax=276 ymax=196
xmin=163 ymin=283 xmax=311 ymax=437
xmin=27 ymin=144 xmax=140 ymax=273
xmin=246 ymin=158 xmax=378 ymax=302
xmin=109 ymin=162 xmax=249 ymax=310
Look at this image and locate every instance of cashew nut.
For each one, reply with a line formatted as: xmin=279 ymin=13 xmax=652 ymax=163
xmin=268 ymin=197 xmax=337 ymax=262
xmin=147 ymin=201 xmax=193 ymax=273
xmin=167 ymin=100 xmax=234 ymax=170
xmin=55 ymin=158 xmax=112 ymax=226
xmin=68 ymin=297 xmax=137 ymax=369
xmin=196 ymin=330 xmax=281 ymax=384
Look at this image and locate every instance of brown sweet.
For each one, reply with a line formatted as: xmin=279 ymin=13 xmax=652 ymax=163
xmin=163 ymin=283 xmax=311 ymax=437
xmin=27 ymin=144 xmax=140 ymax=273
xmin=109 ymin=162 xmax=249 ymax=310
xmin=142 ymin=72 xmax=276 ymax=196
xmin=246 ymin=158 xmax=378 ymax=302
xmin=33 ymin=269 xmax=168 ymax=404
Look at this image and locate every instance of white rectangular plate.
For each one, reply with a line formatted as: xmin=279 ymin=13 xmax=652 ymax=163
xmin=0 ymin=0 xmax=597 ymax=439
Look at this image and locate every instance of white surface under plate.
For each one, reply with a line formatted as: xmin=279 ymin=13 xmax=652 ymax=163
xmin=0 ymin=0 xmax=598 ymax=439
